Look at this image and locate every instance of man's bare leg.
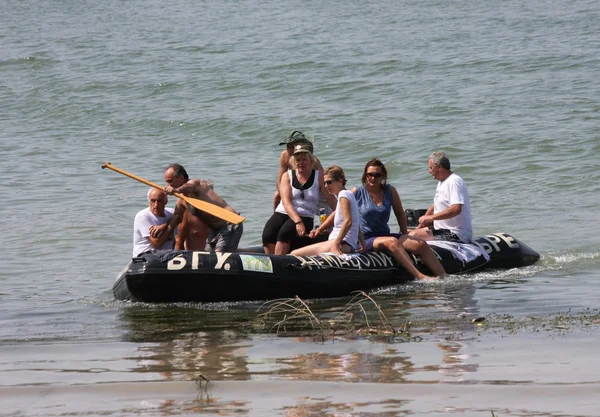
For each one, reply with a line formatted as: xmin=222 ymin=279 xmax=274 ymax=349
xmin=409 ymin=227 xmax=433 ymax=241
xmin=273 ymin=190 xmax=281 ymax=212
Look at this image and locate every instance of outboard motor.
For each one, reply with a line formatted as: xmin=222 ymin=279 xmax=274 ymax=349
xmin=405 ymin=208 xmax=428 ymax=228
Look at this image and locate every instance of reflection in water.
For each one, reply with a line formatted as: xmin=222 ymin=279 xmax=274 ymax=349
xmin=118 ymin=283 xmax=482 ymax=385
xmin=121 ymin=307 xmax=252 ymax=381
xmin=437 ymin=340 xmax=478 ymax=382
xmin=279 ymin=398 xmax=410 ymax=417
xmin=149 ymin=383 xmax=252 ymax=416
xmin=274 ymin=349 xmax=414 ymax=383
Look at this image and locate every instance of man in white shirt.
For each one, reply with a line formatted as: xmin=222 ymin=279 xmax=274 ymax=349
xmin=132 ymin=188 xmax=175 ymax=257
xmin=410 ymin=152 xmax=473 ymax=243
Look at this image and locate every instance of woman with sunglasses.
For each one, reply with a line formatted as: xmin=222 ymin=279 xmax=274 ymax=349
xmin=353 ymin=158 xmax=446 ymax=280
xmin=291 ymin=165 xmax=365 ymax=256
xmin=262 ymin=144 xmax=333 ymax=255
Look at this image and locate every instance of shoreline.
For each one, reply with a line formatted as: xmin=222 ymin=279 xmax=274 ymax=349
xmin=3 ymin=378 xmax=599 ymax=416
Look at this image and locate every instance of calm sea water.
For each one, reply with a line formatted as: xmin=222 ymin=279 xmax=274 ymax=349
xmin=1 ymin=0 xmax=599 ymax=415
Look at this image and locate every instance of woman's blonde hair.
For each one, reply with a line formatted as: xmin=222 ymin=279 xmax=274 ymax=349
xmin=289 ymin=152 xmax=315 ymax=170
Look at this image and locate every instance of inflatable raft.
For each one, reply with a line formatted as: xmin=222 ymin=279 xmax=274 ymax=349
xmin=113 ymin=232 xmax=539 ymax=303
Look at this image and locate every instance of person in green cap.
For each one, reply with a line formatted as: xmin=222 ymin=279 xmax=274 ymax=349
xmin=274 ymin=131 xmax=334 ymax=213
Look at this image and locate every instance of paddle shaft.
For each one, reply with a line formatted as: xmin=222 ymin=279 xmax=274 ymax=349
xmin=102 ymin=162 xmax=164 ymax=192
xmin=101 ymin=162 xmax=245 ymax=225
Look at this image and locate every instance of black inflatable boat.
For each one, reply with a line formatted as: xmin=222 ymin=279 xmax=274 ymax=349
xmin=113 ymin=231 xmax=539 ymax=303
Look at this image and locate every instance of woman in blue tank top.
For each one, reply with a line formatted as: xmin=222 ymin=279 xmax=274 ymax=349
xmin=353 ymin=158 xmax=446 ymax=280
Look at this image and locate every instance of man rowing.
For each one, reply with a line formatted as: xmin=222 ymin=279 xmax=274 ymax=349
xmin=150 ymin=163 xmax=243 ymax=252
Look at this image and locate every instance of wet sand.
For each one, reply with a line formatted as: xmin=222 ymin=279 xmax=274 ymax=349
xmin=2 ymin=326 xmax=599 ymax=417
xmin=3 ymin=378 xmax=599 ymax=417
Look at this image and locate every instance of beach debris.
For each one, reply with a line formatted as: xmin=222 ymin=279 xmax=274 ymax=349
xmin=195 ymin=373 xmax=209 ymax=389
xmin=256 ymin=291 xmax=408 ymax=341
xmin=472 ymin=317 xmax=486 ymax=324
xmin=194 ymin=374 xmax=211 ymax=405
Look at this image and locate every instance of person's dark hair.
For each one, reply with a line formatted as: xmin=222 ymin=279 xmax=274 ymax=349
xmin=361 ymin=158 xmax=388 ymax=189
xmin=429 ymin=152 xmax=451 ymax=170
xmin=166 ymin=163 xmax=189 ymax=181
xmin=324 ymin=165 xmax=347 ymax=186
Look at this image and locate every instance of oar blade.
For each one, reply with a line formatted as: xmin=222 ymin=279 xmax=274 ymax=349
xmin=180 ymin=194 xmax=245 ymax=225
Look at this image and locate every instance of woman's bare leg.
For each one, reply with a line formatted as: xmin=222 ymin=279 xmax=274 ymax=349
xmin=290 ymin=241 xmax=335 ymax=257
xmin=401 ymin=235 xmax=446 ymax=278
xmin=274 ymin=241 xmax=291 ymax=255
xmin=374 ymin=236 xmax=434 ymax=280
xmin=263 ymin=243 xmax=276 ymax=254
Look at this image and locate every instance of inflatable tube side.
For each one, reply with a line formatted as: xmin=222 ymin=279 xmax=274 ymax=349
xmin=118 ymin=250 xmax=410 ymax=302
xmin=474 ymin=233 xmax=540 ymax=269
xmin=111 ymin=232 xmax=539 ymax=303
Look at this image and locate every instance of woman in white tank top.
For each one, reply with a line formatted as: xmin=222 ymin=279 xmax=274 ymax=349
xmin=262 ymin=144 xmax=329 ymax=255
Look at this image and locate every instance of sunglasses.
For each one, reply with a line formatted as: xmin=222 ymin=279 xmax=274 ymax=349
xmin=366 ymin=172 xmax=382 ymax=178
xmin=324 ymin=179 xmax=335 ymax=185
xmin=300 ymin=189 xmax=305 ymax=199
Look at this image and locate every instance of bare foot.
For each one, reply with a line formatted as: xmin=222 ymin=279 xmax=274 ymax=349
xmin=416 ymin=273 xmax=439 ymax=281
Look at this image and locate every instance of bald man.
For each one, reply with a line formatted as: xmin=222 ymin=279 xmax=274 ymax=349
xmin=132 ymin=188 xmax=175 ymax=257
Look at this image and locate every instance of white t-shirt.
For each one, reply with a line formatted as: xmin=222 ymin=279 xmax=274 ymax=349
xmin=433 ymin=173 xmax=472 ymax=242
xmin=132 ymin=207 xmax=175 ymax=257
xmin=328 ymin=189 xmax=360 ymax=250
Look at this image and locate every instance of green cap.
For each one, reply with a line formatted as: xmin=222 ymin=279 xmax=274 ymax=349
xmin=279 ymin=130 xmax=307 ymax=145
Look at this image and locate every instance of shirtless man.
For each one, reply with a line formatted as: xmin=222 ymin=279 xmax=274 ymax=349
xmin=173 ymin=178 xmax=215 ymax=250
xmin=150 ymin=164 xmax=243 ymax=252
xmin=274 ymin=131 xmax=336 ymax=212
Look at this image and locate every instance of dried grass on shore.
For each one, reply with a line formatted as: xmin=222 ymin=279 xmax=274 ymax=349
xmin=256 ymin=291 xmax=416 ymax=342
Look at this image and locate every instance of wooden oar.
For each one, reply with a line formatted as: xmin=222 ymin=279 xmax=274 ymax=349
xmin=102 ymin=162 xmax=245 ymax=225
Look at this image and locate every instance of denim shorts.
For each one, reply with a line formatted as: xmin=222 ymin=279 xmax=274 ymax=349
xmin=206 ymin=222 xmax=243 ymax=252
xmin=363 ymin=233 xmax=403 ymax=252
